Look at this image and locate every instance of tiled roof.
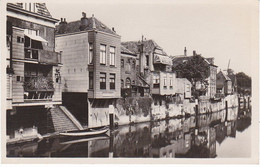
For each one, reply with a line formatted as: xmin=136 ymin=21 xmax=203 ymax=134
xmin=121 ymin=39 xmax=168 ymax=55
xmin=9 ymin=3 xmax=52 ymax=17
xmin=172 ymin=55 xmax=218 ymax=68
xmin=172 ymin=56 xmax=192 ymax=68
xmin=56 ymin=16 xmax=118 ymax=36
xmin=121 ymin=45 xmax=136 ymax=55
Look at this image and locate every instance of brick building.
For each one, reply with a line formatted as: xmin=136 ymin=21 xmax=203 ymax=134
xmin=55 ymin=12 xmax=121 ymax=127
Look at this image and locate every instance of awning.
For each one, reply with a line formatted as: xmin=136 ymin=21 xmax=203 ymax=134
xmin=154 ymin=54 xmax=172 ymax=65
xmin=24 ymin=30 xmax=48 ymax=43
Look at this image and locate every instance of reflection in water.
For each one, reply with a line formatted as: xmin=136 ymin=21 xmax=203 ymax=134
xmin=7 ymin=107 xmax=251 ymax=158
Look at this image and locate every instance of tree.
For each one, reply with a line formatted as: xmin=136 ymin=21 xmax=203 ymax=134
xmin=236 ymin=72 xmax=251 ymax=95
xmin=173 ymin=55 xmax=210 ymax=98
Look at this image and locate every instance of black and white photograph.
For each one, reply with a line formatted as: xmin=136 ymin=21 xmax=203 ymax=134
xmin=1 ymin=0 xmax=259 ymax=164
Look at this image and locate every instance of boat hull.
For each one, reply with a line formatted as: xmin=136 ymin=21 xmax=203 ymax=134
xmin=59 ymin=127 xmax=109 ymax=137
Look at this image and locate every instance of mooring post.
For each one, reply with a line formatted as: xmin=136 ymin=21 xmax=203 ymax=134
xmin=238 ymin=97 xmax=240 ymax=110
xmin=243 ymin=98 xmax=246 ymax=111
xmin=109 ymin=132 xmax=114 ymax=158
xmin=248 ymin=96 xmax=250 ymax=110
xmin=109 ymin=105 xmax=114 ymax=130
xmin=195 ymin=104 xmax=199 ymax=116
xmin=225 ymin=101 xmax=228 ymax=122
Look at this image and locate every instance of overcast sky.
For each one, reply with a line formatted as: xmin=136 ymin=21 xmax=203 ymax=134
xmin=47 ymin=0 xmax=257 ymax=76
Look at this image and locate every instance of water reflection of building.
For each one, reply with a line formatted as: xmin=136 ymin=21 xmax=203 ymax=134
xmin=7 ymin=107 xmax=250 ymax=158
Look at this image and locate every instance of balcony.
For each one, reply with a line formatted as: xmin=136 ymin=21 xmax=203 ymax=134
xmin=24 ymin=76 xmax=54 ymax=92
xmin=24 ymin=48 xmax=61 ymax=65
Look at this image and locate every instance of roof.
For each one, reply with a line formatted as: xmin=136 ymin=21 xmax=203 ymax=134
xmin=219 ymin=71 xmax=231 ymax=81
xmin=7 ymin=3 xmax=58 ymax=23
xmin=8 ymin=3 xmax=52 ymax=17
xmin=121 ymin=45 xmax=136 ymax=56
xmin=172 ymin=55 xmax=218 ymax=68
xmin=172 ymin=56 xmax=192 ymax=68
xmin=55 ymin=16 xmax=118 ymax=36
xmin=121 ymin=39 xmax=168 ymax=55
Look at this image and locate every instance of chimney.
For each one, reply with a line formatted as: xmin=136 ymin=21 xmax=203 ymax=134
xmin=112 ymin=27 xmax=116 ymax=32
xmin=80 ymin=12 xmax=89 ymax=31
xmin=193 ymin=50 xmax=196 ymax=56
xmin=184 ymin=47 xmax=187 ymax=56
xmin=92 ymin=14 xmax=96 ymax=29
xmin=58 ymin=18 xmax=67 ymax=34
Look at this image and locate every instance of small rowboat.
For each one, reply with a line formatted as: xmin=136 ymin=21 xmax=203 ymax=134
xmin=59 ymin=126 xmax=109 ymax=137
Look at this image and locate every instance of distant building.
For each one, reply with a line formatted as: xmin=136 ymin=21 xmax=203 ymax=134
xmin=6 ymin=3 xmax=62 ymax=110
xmin=227 ymin=69 xmax=238 ymax=93
xmin=122 ymin=39 xmax=175 ymax=97
xmin=216 ymin=71 xmax=232 ymax=95
xmin=120 ymin=45 xmax=150 ymax=97
xmin=55 ymin=12 xmax=121 ymax=127
xmin=172 ymin=50 xmax=217 ymax=99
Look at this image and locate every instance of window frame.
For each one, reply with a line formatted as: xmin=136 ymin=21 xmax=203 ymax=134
xmin=153 ymin=75 xmax=160 ymax=88
xmin=89 ymin=71 xmax=94 ymax=89
xmin=100 ymin=44 xmax=106 ymax=65
xmin=100 ymin=72 xmax=106 ymax=89
xmin=109 ymin=73 xmax=116 ymax=90
xmin=89 ymin=43 xmax=94 ymax=64
xmin=109 ymin=46 xmax=116 ymax=66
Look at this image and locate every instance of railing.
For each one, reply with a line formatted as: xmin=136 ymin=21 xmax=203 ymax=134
xmin=24 ymin=48 xmax=61 ymax=65
xmin=24 ymin=76 xmax=54 ymax=91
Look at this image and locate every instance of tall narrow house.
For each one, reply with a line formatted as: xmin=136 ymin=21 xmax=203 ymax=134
xmin=6 ymin=3 xmax=62 ymax=135
xmin=55 ymin=13 xmax=121 ymax=127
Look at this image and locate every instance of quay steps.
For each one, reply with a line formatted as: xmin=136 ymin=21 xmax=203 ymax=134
xmin=50 ymin=105 xmax=84 ymax=132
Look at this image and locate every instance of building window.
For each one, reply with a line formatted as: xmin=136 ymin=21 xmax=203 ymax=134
xmin=109 ymin=46 xmax=115 ymax=66
xmin=16 ymin=76 xmax=21 ymax=82
xmin=163 ymin=77 xmax=167 ymax=89
xmin=146 ymin=55 xmax=149 ymax=67
xmin=126 ymin=78 xmax=131 ymax=88
xmin=153 ymin=75 xmax=160 ymax=88
xmin=89 ymin=72 xmax=93 ymax=89
xmin=132 ymin=80 xmax=135 ymax=85
xmin=170 ymin=77 xmax=173 ymax=89
xmin=121 ymin=59 xmax=124 ymax=68
xmin=186 ymin=84 xmax=190 ymax=92
xmin=89 ymin=43 xmax=93 ymax=64
xmin=132 ymin=59 xmax=136 ymax=69
xmin=121 ymin=79 xmax=124 ymax=88
xmin=17 ymin=36 xmax=24 ymax=43
xmin=100 ymin=44 xmax=106 ymax=65
xmin=100 ymin=73 xmax=106 ymax=89
xmin=110 ymin=73 xmax=115 ymax=89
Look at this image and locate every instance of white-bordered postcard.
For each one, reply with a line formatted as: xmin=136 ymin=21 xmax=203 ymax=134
xmin=1 ymin=0 xmax=259 ymax=164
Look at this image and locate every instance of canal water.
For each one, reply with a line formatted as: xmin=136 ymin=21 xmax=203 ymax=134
xmin=7 ymin=107 xmax=251 ymax=158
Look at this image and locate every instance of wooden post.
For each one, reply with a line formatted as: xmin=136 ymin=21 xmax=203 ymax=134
xmin=238 ymin=97 xmax=240 ymax=109
xmin=248 ymin=96 xmax=250 ymax=110
xmin=109 ymin=105 xmax=114 ymax=130
xmin=109 ymin=132 xmax=114 ymax=158
xmin=243 ymin=98 xmax=246 ymax=110
xmin=225 ymin=101 xmax=228 ymax=121
xmin=195 ymin=104 xmax=199 ymax=115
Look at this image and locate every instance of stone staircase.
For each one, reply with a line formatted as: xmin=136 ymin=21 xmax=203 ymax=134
xmin=50 ymin=105 xmax=84 ymax=132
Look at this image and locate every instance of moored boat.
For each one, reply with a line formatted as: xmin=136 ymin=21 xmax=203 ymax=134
xmin=59 ymin=126 xmax=109 ymax=137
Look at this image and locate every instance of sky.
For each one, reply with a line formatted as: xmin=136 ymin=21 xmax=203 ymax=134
xmin=47 ymin=0 xmax=257 ymax=76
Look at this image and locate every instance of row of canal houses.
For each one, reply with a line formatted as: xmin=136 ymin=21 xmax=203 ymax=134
xmin=5 ymin=3 xmax=238 ymax=138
